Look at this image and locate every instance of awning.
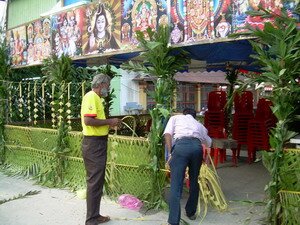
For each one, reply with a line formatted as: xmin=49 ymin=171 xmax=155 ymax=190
xmin=133 ymin=70 xmax=246 ymax=84
xmin=174 ymin=70 xmax=229 ymax=84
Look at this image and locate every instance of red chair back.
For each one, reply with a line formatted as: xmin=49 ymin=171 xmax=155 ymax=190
xmin=234 ymin=91 xmax=253 ymax=114
xmin=207 ymin=91 xmax=227 ymax=111
xmin=255 ymin=98 xmax=273 ymax=120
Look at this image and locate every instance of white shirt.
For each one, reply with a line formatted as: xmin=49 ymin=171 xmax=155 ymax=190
xmin=163 ymin=114 xmax=212 ymax=147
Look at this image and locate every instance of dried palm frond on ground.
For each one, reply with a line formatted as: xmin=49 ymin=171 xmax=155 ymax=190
xmin=197 ymin=154 xmax=228 ymax=223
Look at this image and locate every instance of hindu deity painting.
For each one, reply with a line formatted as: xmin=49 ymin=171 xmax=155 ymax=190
xmin=213 ymin=0 xmax=232 ymax=38
xmin=26 ymin=18 xmax=52 ymax=65
xmin=170 ymin=0 xmax=186 ymax=44
xmin=232 ymin=0 xmax=284 ymax=32
xmin=7 ymin=26 xmax=28 ymax=66
xmin=51 ymin=7 xmax=84 ymax=58
xmin=186 ymin=0 xmax=213 ymax=41
xmin=82 ymin=1 xmax=121 ymax=55
xmin=170 ymin=0 xmax=214 ymax=44
xmin=121 ymin=0 xmax=168 ymax=47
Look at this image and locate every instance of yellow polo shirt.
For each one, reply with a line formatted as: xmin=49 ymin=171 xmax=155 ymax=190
xmin=81 ymin=91 xmax=109 ymax=136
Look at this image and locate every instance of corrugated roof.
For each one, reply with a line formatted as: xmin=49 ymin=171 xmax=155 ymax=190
xmin=133 ymin=70 xmax=246 ymax=84
xmin=174 ymin=70 xmax=229 ymax=84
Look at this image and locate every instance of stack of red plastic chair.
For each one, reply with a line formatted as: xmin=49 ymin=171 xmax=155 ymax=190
xmin=247 ymin=98 xmax=277 ymax=163
xmin=232 ymin=91 xmax=254 ymax=158
xmin=204 ymin=91 xmax=227 ymax=165
xmin=204 ymin=91 xmax=226 ymax=132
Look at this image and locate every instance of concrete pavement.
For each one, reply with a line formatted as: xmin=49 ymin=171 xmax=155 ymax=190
xmin=0 ymin=157 xmax=269 ymax=225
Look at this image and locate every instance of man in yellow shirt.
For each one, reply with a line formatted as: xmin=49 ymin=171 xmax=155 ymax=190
xmin=81 ymin=73 xmax=120 ymax=225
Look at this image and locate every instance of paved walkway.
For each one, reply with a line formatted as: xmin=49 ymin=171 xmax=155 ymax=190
xmin=0 ymin=157 xmax=269 ymax=225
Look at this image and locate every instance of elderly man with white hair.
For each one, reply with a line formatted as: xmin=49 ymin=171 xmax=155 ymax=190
xmin=81 ymin=73 xmax=120 ymax=225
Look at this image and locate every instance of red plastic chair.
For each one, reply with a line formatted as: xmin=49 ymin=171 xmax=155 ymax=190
xmin=234 ymin=91 xmax=253 ymax=114
xmin=204 ymin=111 xmax=225 ymax=129
xmin=207 ymin=91 xmax=227 ymax=111
xmin=247 ymin=98 xmax=277 ymax=163
xmin=232 ymin=91 xmax=254 ymax=157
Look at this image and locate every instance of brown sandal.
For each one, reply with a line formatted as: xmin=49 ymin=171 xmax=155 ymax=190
xmin=97 ymin=215 xmax=110 ymax=223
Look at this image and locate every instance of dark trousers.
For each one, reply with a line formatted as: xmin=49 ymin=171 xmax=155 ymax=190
xmin=168 ymin=138 xmax=203 ymax=225
xmin=82 ymin=136 xmax=108 ymax=225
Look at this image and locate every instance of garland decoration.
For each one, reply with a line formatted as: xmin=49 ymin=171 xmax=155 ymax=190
xmin=51 ymin=83 xmax=56 ymax=129
xmin=8 ymin=82 xmax=12 ymax=120
xmin=42 ymin=82 xmax=46 ymax=123
xmin=27 ymin=82 xmax=31 ymax=123
xmin=18 ymin=82 xmax=23 ymax=119
xmin=33 ymin=81 xmax=38 ymax=125
xmin=66 ymin=82 xmax=72 ymax=130
xmin=57 ymin=84 xmax=65 ymax=127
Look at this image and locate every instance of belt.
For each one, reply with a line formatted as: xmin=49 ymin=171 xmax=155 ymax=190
xmin=176 ymin=136 xmax=199 ymax=141
xmin=83 ymin=135 xmax=108 ymax=140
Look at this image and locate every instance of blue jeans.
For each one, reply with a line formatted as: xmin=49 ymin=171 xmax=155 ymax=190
xmin=168 ymin=137 xmax=203 ymax=225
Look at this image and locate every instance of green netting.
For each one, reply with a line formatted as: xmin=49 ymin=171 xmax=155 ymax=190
xmin=277 ymin=149 xmax=300 ymax=225
xmin=279 ymin=149 xmax=300 ymax=191
xmin=4 ymin=126 xmax=32 ymax=147
xmin=4 ymin=125 xmax=58 ymax=151
xmin=3 ymin=125 xmax=161 ymax=201
xmin=108 ymin=136 xmax=150 ymax=165
xmin=30 ymin=128 xmax=58 ymax=151
xmin=63 ymin=156 xmax=86 ymax=189
xmin=279 ymin=190 xmax=300 ymax=225
xmin=5 ymin=145 xmax=55 ymax=176
xmin=67 ymin=131 xmax=83 ymax=157
xmin=105 ymin=164 xmax=166 ymax=202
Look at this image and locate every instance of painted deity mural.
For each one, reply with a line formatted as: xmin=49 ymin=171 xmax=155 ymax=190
xmin=51 ymin=8 xmax=85 ymax=57
xmin=170 ymin=0 xmax=214 ymax=44
xmin=170 ymin=0 xmax=185 ymax=44
xmin=7 ymin=26 xmax=27 ymax=66
xmin=27 ymin=18 xmax=52 ymax=64
xmin=5 ymin=0 xmax=297 ymax=67
xmin=83 ymin=1 xmax=121 ymax=54
xmin=213 ymin=0 xmax=232 ymax=38
xmin=170 ymin=0 xmax=286 ymax=43
xmin=234 ymin=0 xmax=284 ymax=31
xmin=121 ymin=0 xmax=168 ymax=47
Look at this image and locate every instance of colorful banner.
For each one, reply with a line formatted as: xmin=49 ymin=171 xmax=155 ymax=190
xmin=121 ymin=0 xmax=168 ymax=47
xmin=27 ymin=18 xmax=52 ymax=64
xmin=232 ymin=0 xmax=283 ymax=32
xmin=7 ymin=26 xmax=27 ymax=66
xmin=170 ymin=0 xmax=185 ymax=44
xmin=82 ymin=1 xmax=121 ymax=55
xmin=213 ymin=0 xmax=232 ymax=38
xmin=51 ymin=7 xmax=85 ymax=58
xmin=5 ymin=0 xmax=295 ymax=66
xmin=170 ymin=0 xmax=285 ymax=42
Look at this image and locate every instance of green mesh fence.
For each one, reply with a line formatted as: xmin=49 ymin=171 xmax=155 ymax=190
xmin=277 ymin=149 xmax=300 ymax=225
xmin=3 ymin=125 xmax=159 ymax=202
xmin=4 ymin=126 xmax=32 ymax=147
xmin=279 ymin=190 xmax=300 ymax=225
xmin=106 ymin=164 xmax=152 ymax=200
xmin=279 ymin=149 xmax=300 ymax=191
xmin=5 ymin=145 xmax=55 ymax=177
xmin=63 ymin=156 xmax=86 ymax=189
xmin=30 ymin=128 xmax=58 ymax=151
xmin=68 ymin=131 xmax=83 ymax=157
xmin=108 ymin=135 xmax=151 ymax=165
xmin=4 ymin=125 xmax=57 ymax=151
